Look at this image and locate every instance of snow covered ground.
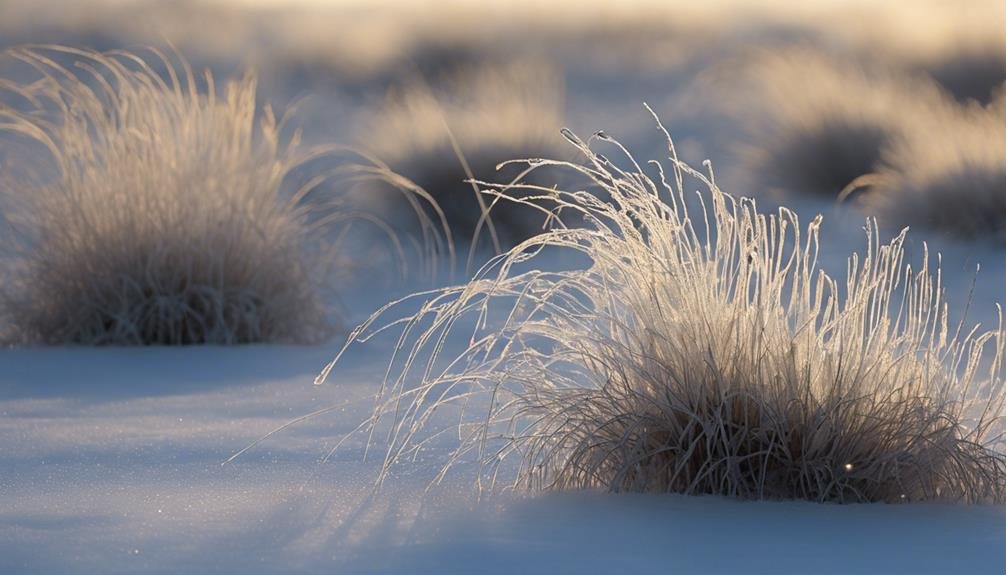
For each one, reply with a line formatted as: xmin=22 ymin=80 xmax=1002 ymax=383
xmin=2 ymin=341 xmax=1005 ymax=574
xmin=3 ymin=1 xmax=1006 ymax=572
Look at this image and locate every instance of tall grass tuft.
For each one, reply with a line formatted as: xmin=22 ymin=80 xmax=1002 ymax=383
xmin=923 ymin=48 xmax=1006 ymax=105
xmin=321 ymin=112 xmax=1006 ymax=503
xmin=706 ymin=49 xmax=946 ymax=201
xmin=356 ymin=59 xmax=567 ymax=257
xmin=852 ymin=105 xmax=1006 ymax=242
xmin=0 ymin=46 xmax=444 ymax=345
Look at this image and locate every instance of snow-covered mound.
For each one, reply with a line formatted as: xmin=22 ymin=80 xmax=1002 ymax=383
xmin=1 ymin=345 xmax=1004 ymax=574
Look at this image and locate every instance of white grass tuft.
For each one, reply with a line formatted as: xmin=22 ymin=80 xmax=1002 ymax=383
xmin=355 ymin=59 xmax=568 ymax=257
xmin=922 ymin=48 xmax=1006 ymax=105
xmin=851 ymin=105 xmax=1006 ymax=242
xmin=0 ymin=46 xmax=447 ymax=346
xmin=704 ymin=49 xmax=948 ymax=201
xmin=322 ymin=111 xmax=1006 ymax=503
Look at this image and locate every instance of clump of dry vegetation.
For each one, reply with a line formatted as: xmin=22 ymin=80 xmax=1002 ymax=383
xmin=696 ymin=46 xmax=1006 ymax=244
xmin=321 ymin=114 xmax=1006 ymax=503
xmin=852 ymin=105 xmax=1006 ymax=242
xmin=921 ymin=47 xmax=1006 ymax=105
xmin=703 ymin=49 xmax=948 ymax=201
xmin=0 ymin=46 xmax=445 ymax=345
xmin=356 ymin=59 xmax=568 ymax=258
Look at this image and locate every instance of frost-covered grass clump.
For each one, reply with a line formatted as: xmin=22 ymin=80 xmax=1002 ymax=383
xmin=323 ymin=112 xmax=1006 ymax=503
xmin=922 ymin=47 xmax=1006 ymax=105
xmin=852 ymin=106 xmax=1006 ymax=242
xmin=711 ymin=49 xmax=947 ymax=201
xmin=704 ymin=48 xmax=1006 ymax=243
xmin=0 ymin=46 xmax=395 ymax=345
xmin=357 ymin=59 xmax=567 ymax=256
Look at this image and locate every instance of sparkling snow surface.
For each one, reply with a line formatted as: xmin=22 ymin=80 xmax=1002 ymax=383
xmin=2 ymin=337 xmax=1005 ymax=574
